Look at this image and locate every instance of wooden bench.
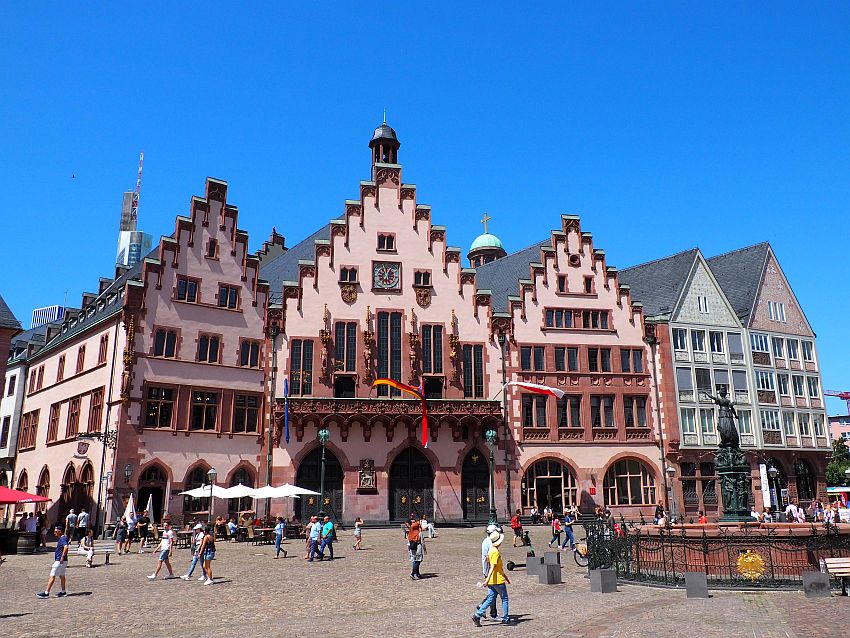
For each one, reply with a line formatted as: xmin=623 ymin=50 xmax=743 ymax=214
xmin=822 ymin=557 xmax=850 ymax=595
xmin=74 ymin=540 xmax=114 ymax=566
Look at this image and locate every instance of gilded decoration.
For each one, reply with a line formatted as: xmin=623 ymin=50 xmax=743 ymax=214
xmin=736 ymin=550 xmax=766 ymax=581
xmin=340 ymin=284 xmax=357 ymax=305
xmin=415 ymin=287 xmax=432 ymax=308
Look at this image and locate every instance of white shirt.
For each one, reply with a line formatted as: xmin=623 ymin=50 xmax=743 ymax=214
xmin=78 ymin=512 xmax=89 ymax=528
xmin=481 ymin=537 xmax=492 ymax=576
xmin=785 ymin=503 xmax=797 ymax=519
xmin=160 ymin=528 xmax=175 ymax=550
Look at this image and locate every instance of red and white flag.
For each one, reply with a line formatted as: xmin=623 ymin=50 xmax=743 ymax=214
xmin=505 ymin=381 xmax=565 ymax=399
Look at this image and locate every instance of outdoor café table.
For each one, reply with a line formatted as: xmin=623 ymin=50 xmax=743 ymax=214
xmin=175 ymin=530 xmax=192 ymax=549
xmin=254 ymin=528 xmax=274 ymax=544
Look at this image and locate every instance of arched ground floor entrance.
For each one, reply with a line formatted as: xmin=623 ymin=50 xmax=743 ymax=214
xmin=461 ymin=449 xmax=490 ymax=521
xmin=295 ymin=447 xmax=343 ymax=521
xmin=389 ymin=447 xmax=434 ymax=521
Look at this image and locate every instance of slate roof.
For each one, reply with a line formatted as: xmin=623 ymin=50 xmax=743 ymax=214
xmin=706 ymin=242 xmax=770 ymax=324
xmin=0 ymin=294 xmax=21 ymax=331
xmin=475 ymin=240 xmax=550 ymax=313
xmin=7 ymin=319 xmax=63 ymax=365
xmin=617 ymin=249 xmax=700 ymax=319
xmin=259 ymin=224 xmax=331 ymax=297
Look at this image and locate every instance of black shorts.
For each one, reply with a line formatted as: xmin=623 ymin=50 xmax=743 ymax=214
xmin=513 ymin=527 xmax=523 ymax=537
xmin=139 ymin=527 xmax=149 ymax=538
xmin=128 ymin=529 xmax=137 ymax=540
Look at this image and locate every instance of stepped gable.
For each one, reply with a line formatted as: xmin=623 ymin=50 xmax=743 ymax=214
xmin=259 ymin=224 xmax=332 ymax=294
xmin=137 ymin=177 xmax=269 ymax=311
xmin=706 ymin=242 xmax=770 ymax=323
xmin=618 ymin=249 xmax=700 ymax=319
xmin=0 ymin=294 xmax=21 ymax=331
xmin=475 ymin=214 xmax=643 ymax=327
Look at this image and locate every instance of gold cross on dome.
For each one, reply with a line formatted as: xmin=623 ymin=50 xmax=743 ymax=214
xmin=480 ymin=212 xmax=492 ymax=234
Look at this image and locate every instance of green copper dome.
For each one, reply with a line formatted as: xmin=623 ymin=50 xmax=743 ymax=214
xmin=470 ymin=233 xmax=504 ymax=252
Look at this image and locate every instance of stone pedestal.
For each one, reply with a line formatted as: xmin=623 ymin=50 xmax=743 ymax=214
xmin=685 ymin=572 xmax=710 ymax=598
xmin=543 ymin=551 xmax=560 ymax=565
xmin=802 ymin=571 xmax=831 ymax=598
xmin=526 ymin=556 xmax=544 ymax=576
xmin=716 ymin=447 xmax=752 ymax=522
xmin=538 ymin=563 xmax=561 ymax=585
xmin=589 ymin=568 xmax=617 ymax=593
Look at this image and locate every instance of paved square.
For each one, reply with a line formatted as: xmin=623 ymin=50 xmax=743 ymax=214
xmin=0 ymin=527 xmax=842 ymax=638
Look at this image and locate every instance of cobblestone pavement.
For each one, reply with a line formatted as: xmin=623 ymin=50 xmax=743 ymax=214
xmin=0 ymin=527 xmax=843 ymax=638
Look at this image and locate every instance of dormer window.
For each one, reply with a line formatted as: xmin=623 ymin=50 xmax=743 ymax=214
xmin=377 ymin=233 xmax=396 ymax=251
xmin=339 ymin=267 xmax=358 ymax=283
xmin=413 ymin=270 xmax=431 ymax=287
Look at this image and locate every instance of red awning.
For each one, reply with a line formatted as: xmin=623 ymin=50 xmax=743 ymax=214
xmin=0 ymin=485 xmax=51 ymax=505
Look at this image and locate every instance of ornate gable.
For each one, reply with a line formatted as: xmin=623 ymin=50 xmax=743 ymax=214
xmin=750 ymin=252 xmax=813 ymax=336
xmin=672 ymin=259 xmax=739 ymax=327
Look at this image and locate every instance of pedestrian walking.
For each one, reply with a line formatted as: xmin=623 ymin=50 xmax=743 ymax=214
xmin=560 ymin=510 xmax=576 ymax=552
xmin=124 ymin=512 xmax=137 ymax=554
xmin=113 ymin=517 xmax=128 ymax=554
xmin=147 ymin=521 xmax=176 ymax=580
xmin=273 ymin=517 xmax=287 ymax=559
xmin=180 ymin=524 xmax=207 ymax=581
xmin=548 ymin=515 xmax=562 ymax=548
xmin=36 ymin=525 xmax=70 ymax=598
xmin=510 ymin=510 xmax=523 ymax=547
xmin=136 ymin=510 xmax=150 ymax=552
xmin=407 ymin=520 xmax=426 ymax=579
xmin=306 ymin=516 xmax=321 ymax=561
xmin=352 ymin=516 xmax=363 ymax=550
xmin=318 ymin=516 xmax=334 ymax=560
xmin=471 ymin=530 xmax=511 ymax=626
xmin=198 ymin=525 xmax=216 ymax=585
xmin=477 ymin=523 xmax=500 ymax=618
xmin=77 ymin=508 xmax=90 ymax=541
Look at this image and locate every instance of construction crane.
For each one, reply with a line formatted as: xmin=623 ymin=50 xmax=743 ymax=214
xmin=825 ymin=390 xmax=850 ymax=414
xmin=130 ymin=151 xmax=144 ymax=224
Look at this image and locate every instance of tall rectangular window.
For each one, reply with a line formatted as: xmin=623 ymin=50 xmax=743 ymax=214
xmin=680 ymin=408 xmax=696 ymax=434
xmin=36 ymin=365 xmax=44 ymax=390
xmin=233 ymin=395 xmax=259 ymax=433
xmin=76 ymin=345 xmax=86 ymax=373
xmin=813 ymin=413 xmax=825 ymax=437
xmin=520 ymin=346 xmax=531 ymax=371
xmin=777 ymin=374 xmax=790 ymax=396
xmin=197 ymin=335 xmax=220 ymax=363
xmin=728 ymin=333 xmax=744 ymax=362
xmin=807 ymin=377 xmax=820 ymax=398
xmin=732 ymin=370 xmax=748 ymax=393
xmin=290 ymin=339 xmax=314 ymax=396
xmin=240 ymin=340 xmax=261 ymax=368
xmin=145 ymin=387 xmax=175 ymax=428
xmin=98 ymin=334 xmax=109 ymax=364
xmin=782 ymin=411 xmax=796 ymax=436
xmin=798 ymin=413 xmax=811 ymax=436
xmin=218 ymin=285 xmax=239 ymax=309
xmin=0 ymin=415 xmax=10 ymax=448
xmin=7 ymin=375 xmax=15 ymax=397
xmin=47 ymin=404 xmax=60 ymax=442
xmin=792 ymin=375 xmax=804 ymax=397
xmin=772 ymin=337 xmax=784 ymax=359
xmin=567 ymin=347 xmax=578 ymax=372
xmin=66 ymin=397 xmax=81 ymax=438
xmin=376 ymin=312 xmax=402 ymax=396
xmin=554 ymin=347 xmax=565 ymax=372
xmin=691 ymin=330 xmax=706 ymax=352
xmin=190 ymin=391 xmax=219 ymax=430
xmin=557 ymin=395 xmax=581 ymax=428
xmin=421 ymin=325 xmax=443 ymax=374
xmin=623 ymin=396 xmax=647 ymax=427
xmin=176 ymin=277 xmax=198 ymax=302
xmin=588 ymin=348 xmax=599 ymax=373
xmin=533 ymin=346 xmax=545 ymax=371
xmin=590 ymin=395 xmax=614 ymax=427
xmin=153 ymin=329 xmax=177 ymax=358
xmin=787 ymin=339 xmax=799 ymax=360
xmin=738 ymin=409 xmax=752 ymax=435
xmin=709 ymin=331 xmax=724 ymax=354
xmin=522 ymin=395 xmax=547 ymax=427
xmin=672 ymin=328 xmax=687 ymax=351
xmin=88 ymin=387 xmax=104 ymax=432
xmin=695 ymin=368 xmax=712 ymax=395
xmin=335 ymin=322 xmax=357 ymax=373
xmin=699 ymin=409 xmax=714 ymax=434
xmin=56 ymin=355 xmax=65 ymax=383
xmin=802 ymin=341 xmax=814 ymax=362
xmin=600 ymin=348 xmax=611 ymax=372
xmin=462 ymin=344 xmax=485 ymax=398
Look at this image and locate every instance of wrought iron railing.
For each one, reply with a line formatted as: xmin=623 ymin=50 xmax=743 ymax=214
xmin=585 ymin=518 xmax=850 ymax=589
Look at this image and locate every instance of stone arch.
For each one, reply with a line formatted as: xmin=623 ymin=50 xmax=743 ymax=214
xmin=602 ymin=456 xmax=658 ymax=507
xmin=182 ymin=461 xmax=212 ymax=520
xmin=793 ymin=457 xmax=816 ymax=502
xmin=460 ymin=447 xmax=491 ymax=521
xmin=138 ymin=462 xmax=170 ymax=522
xmin=36 ymin=466 xmax=50 ymax=512
xmin=519 ymin=455 xmax=580 ymax=515
xmin=15 ymin=469 xmax=28 ymax=515
xmin=294 ymin=445 xmax=343 ymax=521
xmin=387 ymin=445 xmax=435 ymax=521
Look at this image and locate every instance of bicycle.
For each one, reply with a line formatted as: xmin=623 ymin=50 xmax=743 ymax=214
xmin=573 ymin=542 xmax=588 ymax=567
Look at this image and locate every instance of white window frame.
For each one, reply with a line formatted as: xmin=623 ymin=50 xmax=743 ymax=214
xmin=802 ymin=340 xmax=814 ymax=362
xmin=699 ymin=409 xmax=715 ymax=434
xmin=782 ymin=412 xmax=796 ymax=436
xmin=798 ymin=413 xmax=811 ymax=437
xmin=672 ymin=328 xmax=688 ymax=351
xmin=680 ymin=408 xmax=696 ymax=434
xmin=760 ymin=409 xmax=781 ymax=431
xmin=756 ymin=370 xmax=775 ymax=391
xmin=691 ymin=330 xmax=706 ymax=353
xmin=697 ymin=295 xmax=709 ymax=314
xmin=787 ymin=339 xmax=799 ymax=360
xmin=813 ymin=413 xmax=825 ymax=437
xmin=738 ymin=409 xmax=752 ymax=435
xmin=792 ymin=375 xmax=805 ymax=397
xmin=807 ymin=377 xmax=820 ymax=399
xmin=772 ymin=337 xmax=784 ymax=359
xmin=709 ymin=331 xmax=724 ymax=354
xmin=750 ymin=333 xmax=770 ymax=353
xmin=777 ymin=374 xmax=790 ymax=397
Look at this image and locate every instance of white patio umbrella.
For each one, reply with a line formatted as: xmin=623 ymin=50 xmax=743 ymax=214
xmin=219 ymin=483 xmax=256 ymax=499
xmin=179 ymin=484 xmax=230 ymax=498
xmin=275 ymin=483 xmax=320 ymax=497
xmin=251 ymin=484 xmax=301 ymax=499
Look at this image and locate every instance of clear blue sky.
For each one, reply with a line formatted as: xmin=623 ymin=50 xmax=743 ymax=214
xmin=1 ymin=5 xmax=848 ymax=412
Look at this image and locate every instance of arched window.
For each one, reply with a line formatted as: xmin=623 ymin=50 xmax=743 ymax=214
xmin=80 ymin=463 xmax=94 ymax=498
xmin=794 ymin=458 xmax=816 ymax=502
xmin=603 ymin=459 xmax=657 ymax=506
xmin=183 ymin=466 xmax=210 ymax=515
xmin=60 ymin=464 xmax=76 ymax=503
xmin=520 ymin=459 xmax=578 ymax=513
xmin=141 ymin=465 xmax=167 ymax=483
xmin=36 ymin=467 xmax=50 ymax=513
xmin=15 ymin=470 xmax=28 ymax=514
xmin=228 ymin=467 xmax=255 ymax=515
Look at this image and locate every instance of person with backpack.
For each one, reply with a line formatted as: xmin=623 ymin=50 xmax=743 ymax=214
xmin=510 ymin=510 xmax=523 ymax=547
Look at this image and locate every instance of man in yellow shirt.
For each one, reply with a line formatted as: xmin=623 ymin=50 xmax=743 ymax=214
xmin=472 ymin=530 xmax=511 ymax=626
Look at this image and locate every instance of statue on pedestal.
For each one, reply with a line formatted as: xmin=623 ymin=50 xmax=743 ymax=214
xmin=706 ymin=387 xmax=752 ymax=521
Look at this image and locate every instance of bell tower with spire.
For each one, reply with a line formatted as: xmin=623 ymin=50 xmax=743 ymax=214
xmin=369 ymin=119 xmax=400 ymax=173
